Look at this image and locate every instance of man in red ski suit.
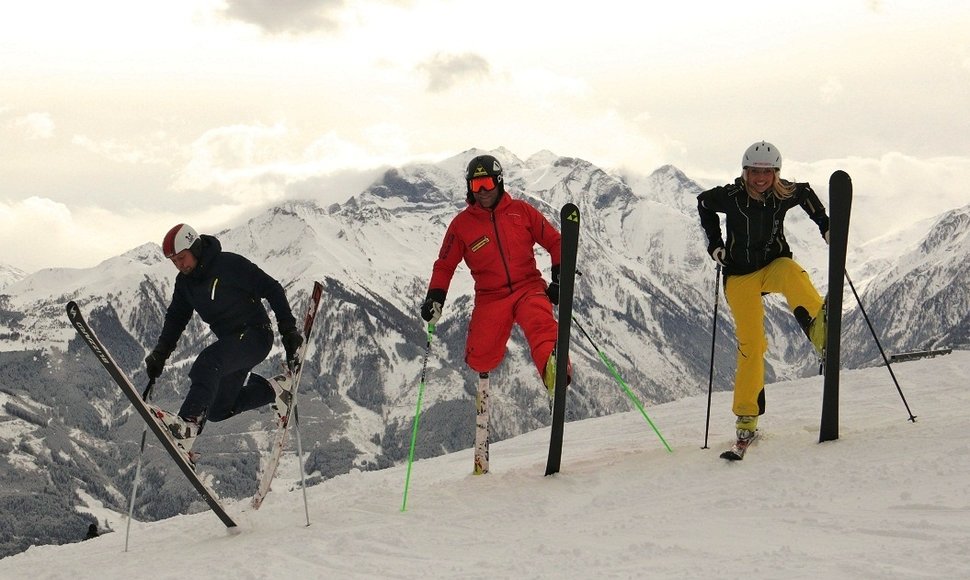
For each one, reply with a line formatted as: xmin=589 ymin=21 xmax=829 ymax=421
xmin=421 ymin=154 xmax=564 ymax=390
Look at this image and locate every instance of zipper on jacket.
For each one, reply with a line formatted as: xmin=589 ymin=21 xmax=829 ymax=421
xmin=490 ymin=211 xmax=515 ymax=293
xmin=210 ymin=278 xmax=219 ymax=301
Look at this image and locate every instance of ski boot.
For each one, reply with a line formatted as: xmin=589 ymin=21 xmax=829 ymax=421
xmin=269 ymin=373 xmax=295 ymax=426
xmin=148 ymin=405 xmax=203 ymax=465
xmin=795 ymin=298 xmax=828 ymax=356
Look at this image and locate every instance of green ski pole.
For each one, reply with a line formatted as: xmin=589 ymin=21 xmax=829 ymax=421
xmin=572 ymin=316 xmax=672 ymax=453
xmin=401 ymin=323 xmax=435 ymax=512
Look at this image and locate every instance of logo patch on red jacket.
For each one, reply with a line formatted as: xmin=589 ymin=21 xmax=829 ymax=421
xmin=470 ymin=236 xmax=490 ymax=252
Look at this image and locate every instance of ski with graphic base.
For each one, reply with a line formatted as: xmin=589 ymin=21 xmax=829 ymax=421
xmin=720 ymin=431 xmax=759 ymax=461
xmin=545 ymin=203 xmax=580 ymax=476
xmin=819 ymin=171 xmax=853 ymax=443
xmin=66 ymin=301 xmax=238 ymax=529
xmin=252 ymin=280 xmax=324 ymax=509
xmin=473 ymin=372 xmax=490 ymax=475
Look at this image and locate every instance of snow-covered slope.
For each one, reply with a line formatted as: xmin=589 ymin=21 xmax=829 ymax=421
xmin=2 ymin=350 xmax=966 ymax=579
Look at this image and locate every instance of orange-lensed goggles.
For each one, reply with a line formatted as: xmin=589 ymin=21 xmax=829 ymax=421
xmin=469 ymin=176 xmax=497 ymax=193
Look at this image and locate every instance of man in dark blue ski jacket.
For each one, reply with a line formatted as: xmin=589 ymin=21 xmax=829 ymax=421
xmin=143 ymin=223 xmax=303 ymax=454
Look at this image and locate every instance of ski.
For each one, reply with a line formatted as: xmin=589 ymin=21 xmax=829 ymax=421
xmin=252 ymin=280 xmax=324 ymax=509
xmin=819 ymin=171 xmax=853 ymax=442
xmin=545 ymin=203 xmax=580 ymax=476
xmin=473 ymin=372 xmax=490 ymax=475
xmin=66 ymin=301 xmax=238 ymax=529
xmin=720 ymin=431 xmax=758 ymax=461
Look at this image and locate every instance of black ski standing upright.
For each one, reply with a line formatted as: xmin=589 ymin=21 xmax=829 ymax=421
xmin=819 ymin=170 xmax=853 ymax=443
xmin=545 ymin=203 xmax=580 ymax=476
xmin=66 ymin=301 xmax=238 ymax=529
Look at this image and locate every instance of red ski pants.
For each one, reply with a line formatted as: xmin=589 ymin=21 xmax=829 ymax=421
xmin=465 ymin=285 xmax=558 ymax=378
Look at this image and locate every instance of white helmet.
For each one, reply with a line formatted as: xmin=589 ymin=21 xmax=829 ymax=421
xmin=162 ymin=223 xmax=200 ymax=258
xmin=742 ymin=141 xmax=782 ymax=170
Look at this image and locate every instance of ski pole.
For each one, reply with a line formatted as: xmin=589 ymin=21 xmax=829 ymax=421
xmin=401 ymin=323 xmax=435 ymax=512
xmin=571 ymin=316 xmax=672 ymax=453
xmin=125 ymin=377 xmax=155 ymax=553
xmin=703 ymin=265 xmax=721 ymax=449
xmin=293 ymin=404 xmax=311 ymax=526
xmin=285 ymin=349 xmax=312 ymax=526
xmin=845 ymin=271 xmax=917 ymax=422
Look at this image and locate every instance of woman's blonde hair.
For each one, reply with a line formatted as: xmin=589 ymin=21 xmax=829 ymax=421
xmin=743 ymin=168 xmax=795 ymax=200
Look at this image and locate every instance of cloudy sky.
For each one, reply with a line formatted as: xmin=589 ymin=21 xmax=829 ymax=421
xmin=2 ymin=0 xmax=969 ymax=273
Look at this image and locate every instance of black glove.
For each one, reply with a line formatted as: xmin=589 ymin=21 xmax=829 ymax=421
xmin=281 ymin=327 xmax=303 ymax=366
xmin=421 ymin=289 xmax=447 ymax=324
xmin=144 ymin=349 xmax=168 ymax=380
xmin=545 ymin=264 xmax=561 ymax=306
xmin=709 ymin=245 xmax=728 ymax=267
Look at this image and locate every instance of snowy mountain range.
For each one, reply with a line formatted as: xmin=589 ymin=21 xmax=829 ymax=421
xmin=0 ymin=148 xmax=967 ymax=557
xmin=0 ymin=263 xmax=26 ymax=292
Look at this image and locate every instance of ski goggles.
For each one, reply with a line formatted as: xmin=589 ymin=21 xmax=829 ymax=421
xmin=468 ymin=176 xmax=497 ymax=193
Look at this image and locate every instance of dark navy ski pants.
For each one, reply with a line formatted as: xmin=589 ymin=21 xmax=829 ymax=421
xmin=179 ymin=325 xmax=276 ymax=422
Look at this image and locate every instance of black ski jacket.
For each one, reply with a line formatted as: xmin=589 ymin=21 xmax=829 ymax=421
xmin=155 ymin=235 xmax=297 ymax=355
xmin=697 ymin=178 xmax=829 ymax=276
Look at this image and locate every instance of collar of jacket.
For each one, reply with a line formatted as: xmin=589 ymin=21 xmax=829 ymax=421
xmin=186 ymin=234 xmax=222 ymax=279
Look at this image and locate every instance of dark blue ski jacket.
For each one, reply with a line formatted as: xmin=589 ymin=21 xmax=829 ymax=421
xmin=155 ymin=235 xmax=296 ymax=356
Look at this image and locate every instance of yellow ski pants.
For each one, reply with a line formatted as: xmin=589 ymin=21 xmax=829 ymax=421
xmin=724 ymin=258 xmax=823 ymax=417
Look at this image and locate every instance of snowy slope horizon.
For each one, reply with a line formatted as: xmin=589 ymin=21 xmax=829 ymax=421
xmin=1 ymin=351 xmax=966 ymax=578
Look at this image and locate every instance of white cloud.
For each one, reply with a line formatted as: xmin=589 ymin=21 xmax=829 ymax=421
xmin=219 ymin=0 xmax=345 ymax=35
xmin=0 ymin=197 xmax=109 ymax=272
xmin=10 ymin=112 xmax=55 ymax=140
xmin=819 ymin=77 xmax=844 ymax=104
xmin=2 ymin=0 xmax=970 ymax=272
xmin=172 ymin=121 xmax=421 ymax=207
xmin=71 ymin=132 xmax=176 ymax=165
xmin=786 ymin=152 xmax=970 ymax=243
xmin=416 ymin=52 xmax=491 ymax=92
xmin=172 ymin=122 xmax=293 ymax=201
xmin=0 ymin=195 xmax=256 ymax=273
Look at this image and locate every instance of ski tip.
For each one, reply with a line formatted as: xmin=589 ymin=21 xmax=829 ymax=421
xmin=829 ymin=170 xmax=852 ymax=186
xmin=560 ymin=203 xmax=580 ymax=223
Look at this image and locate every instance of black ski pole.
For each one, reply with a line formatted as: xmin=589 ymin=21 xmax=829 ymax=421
xmin=125 ymin=377 xmax=156 ymax=552
xmin=703 ymin=265 xmax=721 ymax=449
xmin=845 ymin=271 xmax=917 ymax=422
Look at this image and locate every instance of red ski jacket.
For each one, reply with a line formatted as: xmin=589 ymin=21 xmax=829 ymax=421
xmin=428 ymin=193 xmax=561 ymax=302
